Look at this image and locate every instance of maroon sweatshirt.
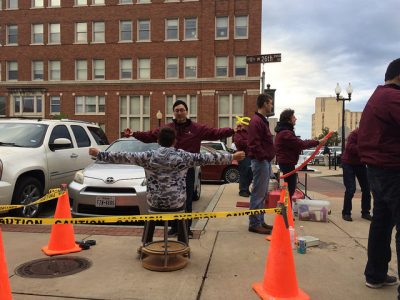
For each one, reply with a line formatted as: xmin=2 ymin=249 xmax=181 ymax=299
xmin=233 ymin=125 xmax=249 ymax=154
xmin=274 ymin=122 xmax=319 ymax=165
xmin=247 ymin=112 xmax=275 ymax=161
xmin=341 ymin=129 xmax=362 ymax=165
xmin=358 ymin=84 xmax=400 ymax=168
xmin=131 ymin=119 xmax=234 ymax=153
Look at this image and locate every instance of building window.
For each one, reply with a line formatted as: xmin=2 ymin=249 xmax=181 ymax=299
xmin=92 ymin=0 xmax=104 ymax=4
xmin=120 ymin=59 xmax=132 ymax=79
xmin=138 ymin=20 xmax=150 ymax=41
xmin=50 ymin=95 xmax=60 ymax=114
xmin=218 ymin=94 xmax=243 ymax=129
xmin=32 ymin=61 xmax=44 ymax=80
xmin=75 ymin=22 xmax=87 ymax=43
xmin=234 ymin=56 xmax=247 ymax=76
xmin=75 ymin=60 xmax=87 ymax=80
xmin=49 ymin=0 xmax=60 ymax=7
xmin=93 ymin=59 xmax=105 ymax=80
xmin=75 ymin=0 xmax=87 ymax=6
xmin=184 ymin=57 xmax=197 ymax=78
xmin=13 ymin=95 xmax=43 ymax=115
xmin=166 ymin=57 xmax=178 ymax=79
xmin=119 ymin=95 xmax=150 ymax=132
xmin=49 ymin=23 xmax=60 ymax=44
xmin=137 ymin=0 xmax=151 ymax=3
xmin=235 ymin=16 xmax=248 ymax=39
xmin=32 ymin=0 xmax=44 ymax=8
xmin=215 ymin=56 xmax=228 ymax=77
xmin=165 ymin=19 xmax=178 ymax=40
xmin=32 ymin=24 xmax=44 ymax=44
xmin=165 ymin=95 xmax=197 ymax=123
xmin=7 ymin=61 xmax=18 ymax=80
xmin=215 ymin=16 xmax=228 ymax=39
xmin=119 ymin=0 xmax=133 ymax=4
xmin=75 ymin=96 xmax=105 ymax=114
xmin=120 ymin=20 xmax=132 ymax=42
xmin=7 ymin=25 xmax=18 ymax=45
xmin=0 ymin=96 xmax=6 ymax=116
xmin=49 ymin=60 xmax=61 ymax=80
xmin=93 ymin=22 xmax=105 ymax=43
xmin=7 ymin=0 xmax=18 ymax=9
xmin=184 ymin=18 xmax=197 ymax=40
xmin=138 ymin=58 xmax=150 ymax=79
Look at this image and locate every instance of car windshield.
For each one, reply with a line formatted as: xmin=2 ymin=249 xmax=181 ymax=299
xmin=0 ymin=123 xmax=48 ymax=148
xmin=106 ymin=139 xmax=159 ymax=153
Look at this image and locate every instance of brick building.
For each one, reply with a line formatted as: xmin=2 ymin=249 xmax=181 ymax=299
xmin=0 ymin=0 xmax=262 ymax=142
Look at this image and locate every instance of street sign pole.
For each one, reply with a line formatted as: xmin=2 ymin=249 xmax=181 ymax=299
xmin=261 ymin=64 xmax=265 ymax=93
xmin=246 ymin=53 xmax=281 ymax=94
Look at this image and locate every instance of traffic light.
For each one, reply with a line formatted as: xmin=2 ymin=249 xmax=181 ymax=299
xmin=264 ymin=84 xmax=276 ymax=117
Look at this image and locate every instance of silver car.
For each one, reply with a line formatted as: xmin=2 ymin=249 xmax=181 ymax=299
xmin=69 ymin=138 xmax=201 ymax=216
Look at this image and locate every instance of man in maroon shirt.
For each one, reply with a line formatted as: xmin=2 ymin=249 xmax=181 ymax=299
xmin=360 ymin=58 xmax=400 ymax=291
xmin=126 ymin=100 xmax=235 ymax=237
xmin=341 ymin=128 xmax=371 ymax=222
xmin=274 ymin=109 xmax=322 ymax=202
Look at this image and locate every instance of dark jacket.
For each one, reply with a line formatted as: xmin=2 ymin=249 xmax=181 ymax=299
xmin=233 ymin=125 xmax=249 ymax=154
xmin=247 ymin=112 xmax=275 ymax=161
xmin=341 ymin=129 xmax=362 ymax=165
xmin=131 ymin=119 xmax=234 ymax=153
xmin=274 ymin=122 xmax=319 ymax=165
xmin=358 ymin=84 xmax=400 ymax=168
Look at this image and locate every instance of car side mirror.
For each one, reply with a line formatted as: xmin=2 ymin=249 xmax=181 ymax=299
xmin=49 ymin=138 xmax=72 ymax=151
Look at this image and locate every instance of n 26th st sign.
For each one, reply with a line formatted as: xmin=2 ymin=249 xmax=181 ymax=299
xmin=246 ymin=53 xmax=282 ymax=64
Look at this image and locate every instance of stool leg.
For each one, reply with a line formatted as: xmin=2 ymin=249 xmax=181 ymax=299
xmin=164 ymin=220 xmax=169 ymax=267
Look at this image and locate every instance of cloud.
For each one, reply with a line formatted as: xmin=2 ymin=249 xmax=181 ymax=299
xmin=261 ymin=0 xmax=400 ymax=138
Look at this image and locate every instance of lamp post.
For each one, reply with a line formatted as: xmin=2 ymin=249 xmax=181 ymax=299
xmin=335 ymin=83 xmax=353 ymax=154
xmin=156 ymin=110 xmax=163 ymax=128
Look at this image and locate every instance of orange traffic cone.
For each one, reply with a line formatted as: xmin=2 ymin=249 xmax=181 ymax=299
xmin=42 ymin=191 xmax=81 ymax=256
xmin=0 ymin=228 xmax=13 ymax=300
xmin=253 ymin=209 xmax=309 ymax=299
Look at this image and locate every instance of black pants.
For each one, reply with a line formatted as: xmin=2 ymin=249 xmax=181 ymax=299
xmin=279 ymin=164 xmax=297 ymax=202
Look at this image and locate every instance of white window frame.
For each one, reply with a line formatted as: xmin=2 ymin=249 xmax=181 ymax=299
xmin=137 ymin=20 xmax=150 ymax=42
xmin=218 ymin=94 xmax=244 ymax=129
xmin=75 ymin=95 xmax=105 ymax=115
xmin=119 ymin=20 xmax=132 ymax=42
xmin=138 ymin=58 xmax=150 ymax=79
xmin=92 ymin=0 xmax=105 ymax=5
xmin=75 ymin=22 xmax=87 ymax=43
xmin=215 ymin=56 xmax=228 ymax=77
xmin=32 ymin=61 xmax=44 ymax=80
xmin=120 ymin=59 xmax=132 ymax=79
xmin=7 ymin=24 xmax=18 ymax=45
xmin=165 ymin=57 xmax=179 ymax=79
xmin=50 ymin=95 xmax=61 ymax=115
xmin=49 ymin=60 xmax=61 ymax=81
xmin=184 ymin=57 xmax=197 ymax=78
xmin=32 ymin=0 xmax=44 ymax=8
xmin=75 ymin=60 xmax=87 ymax=80
xmin=234 ymin=15 xmax=248 ymax=39
xmin=119 ymin=0 xmax=133 ymax=4
xmin=48 ymin=0 xmax=61 ymax=7
xmin=7 ymin=0 xmax=18 ymax=9
xmin=12 ymin=95 xmax=44 ymax=116
xmin=7 ymin=61 xmax=18 ymax=81
xmin=92 ymin=21 xmax=105 ymax=43
xmin=93 ymin=59 xmax=105 ymax=80
xmin=165 ymin=95 xmax=197 ymax=123
xmin=119 ymin=95 xmax=150 ymax=132
xmin=48 ymin=23 xmax=61 ymax=44
xmin=234 ymin=56 xmax=247 ymax=77
xmin=75 ymin=0 xmax=87 ymax=6
xmin=184 ymin=17 xmax=197 ymax=40
xmin=165 ymin=18 xmax=179 ymax=41
xmin=215 ymin=16 xmax=228 ymax=39
xmin=32 ymin=24 xmax=44 ymax=44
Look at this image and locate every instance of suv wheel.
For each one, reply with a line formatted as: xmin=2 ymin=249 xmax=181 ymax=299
xmin=12 ymin=177 xmax=43 ymax=218
xmin=223 ymin=167 xmax=240 ymax=183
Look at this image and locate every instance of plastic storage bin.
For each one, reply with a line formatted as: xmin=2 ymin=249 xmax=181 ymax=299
xmin=297 ymin=199 xmax=330 ymax=222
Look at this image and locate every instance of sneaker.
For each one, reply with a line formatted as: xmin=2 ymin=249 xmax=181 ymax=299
xmin=362 ymin=213 xmax=373 ymax=221
xmin=261 ymin=222 xmax=273 ymax=230
xmin=168 ymin=228 xmax=177 ymax=237
xmin=366 ymin=275 xmax=398 ymax=288
xmin=249 ymin=226 xmax=271 ymax=235
xmin=239 ymin=191 xmax=251 ymax=197
xmin=342 ymin=215 xmax=353 ymax=222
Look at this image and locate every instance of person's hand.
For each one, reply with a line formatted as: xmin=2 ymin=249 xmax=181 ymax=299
xmin=123 ymin=128 xmax=133 ymax=137
xmin=319 ymin=139 xmax=327 ymax=146
xmin=89 ymin=147 xmax=100 ymax=157
xmin=233 ymin=151 xmax=245 ymax=161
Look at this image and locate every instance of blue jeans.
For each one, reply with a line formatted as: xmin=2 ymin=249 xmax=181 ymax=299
xmin=342 ymin=163 xmax=371 ymax=216
xmin=238 ymin=157 xmax=253 ymax=193
xmin=364 ymin=166 xmax=400 ymax=293
xmin=249 ymin=159 xmax=271 ymax=228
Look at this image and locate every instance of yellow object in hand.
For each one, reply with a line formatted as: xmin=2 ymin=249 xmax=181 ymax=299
xmin=235 ymin=115 xmax=251 ymax=126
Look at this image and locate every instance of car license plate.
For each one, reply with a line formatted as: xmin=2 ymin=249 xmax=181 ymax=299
xmin=95 ymin=196 xmax=116 ymax=208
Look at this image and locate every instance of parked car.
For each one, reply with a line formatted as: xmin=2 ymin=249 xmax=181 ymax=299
xmin=201 ymin=140 xmax=235 ymax=153
xmin=200 ymin=145 xmax=239 ymax=183
xmin=0 ymin=118 xmax=109 ymax=217
xmin=69 ymin=138 xmax=202 ymax=216
xmin=300 ymin=149 xmax=325 ymax=165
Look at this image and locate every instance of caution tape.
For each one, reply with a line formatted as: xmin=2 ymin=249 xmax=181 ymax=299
xmin=0 ymin=188 xmax=64 ymax=212
xmin=0 ymin=208 xmax=282 ymax=225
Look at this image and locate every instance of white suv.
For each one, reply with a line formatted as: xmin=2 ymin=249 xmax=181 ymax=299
xmin=0 ymin=118 xmax=109 ymax=217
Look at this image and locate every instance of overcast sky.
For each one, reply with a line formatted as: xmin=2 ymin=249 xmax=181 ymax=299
xmin=261 ymin=0 xmax=400 ymax=138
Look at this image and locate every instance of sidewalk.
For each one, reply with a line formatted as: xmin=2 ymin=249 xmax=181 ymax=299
xmin=2 ymin=172 xmax=398 ymax=300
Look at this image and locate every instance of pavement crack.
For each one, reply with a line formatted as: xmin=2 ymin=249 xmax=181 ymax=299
xmin=196 ymin=231 xmax=220 ymax=300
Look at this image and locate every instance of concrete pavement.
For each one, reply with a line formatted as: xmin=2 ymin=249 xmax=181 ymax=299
xmin=1 ymin=166 xmax=398 ymax=300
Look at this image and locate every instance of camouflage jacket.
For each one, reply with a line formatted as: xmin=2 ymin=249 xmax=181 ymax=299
xmin=96 ymin=147 xmax=232 ymax=210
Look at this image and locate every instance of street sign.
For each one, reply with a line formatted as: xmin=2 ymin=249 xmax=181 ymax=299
xmin=246 ymin=53 xmax=281 ymax=64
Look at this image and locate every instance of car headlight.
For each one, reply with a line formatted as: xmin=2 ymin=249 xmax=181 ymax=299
xmin=0 ymin=159 xmax=3 ymax=180
xmin=73 ymin=170 xmax=84 ymax=184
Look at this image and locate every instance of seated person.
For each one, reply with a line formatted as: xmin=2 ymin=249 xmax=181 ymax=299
xmin=89 ymin=127 xmax=245 ymax=244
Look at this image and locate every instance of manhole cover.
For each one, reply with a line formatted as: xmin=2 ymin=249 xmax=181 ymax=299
xmin=15 ymin=256 xmax=92 ymax=278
